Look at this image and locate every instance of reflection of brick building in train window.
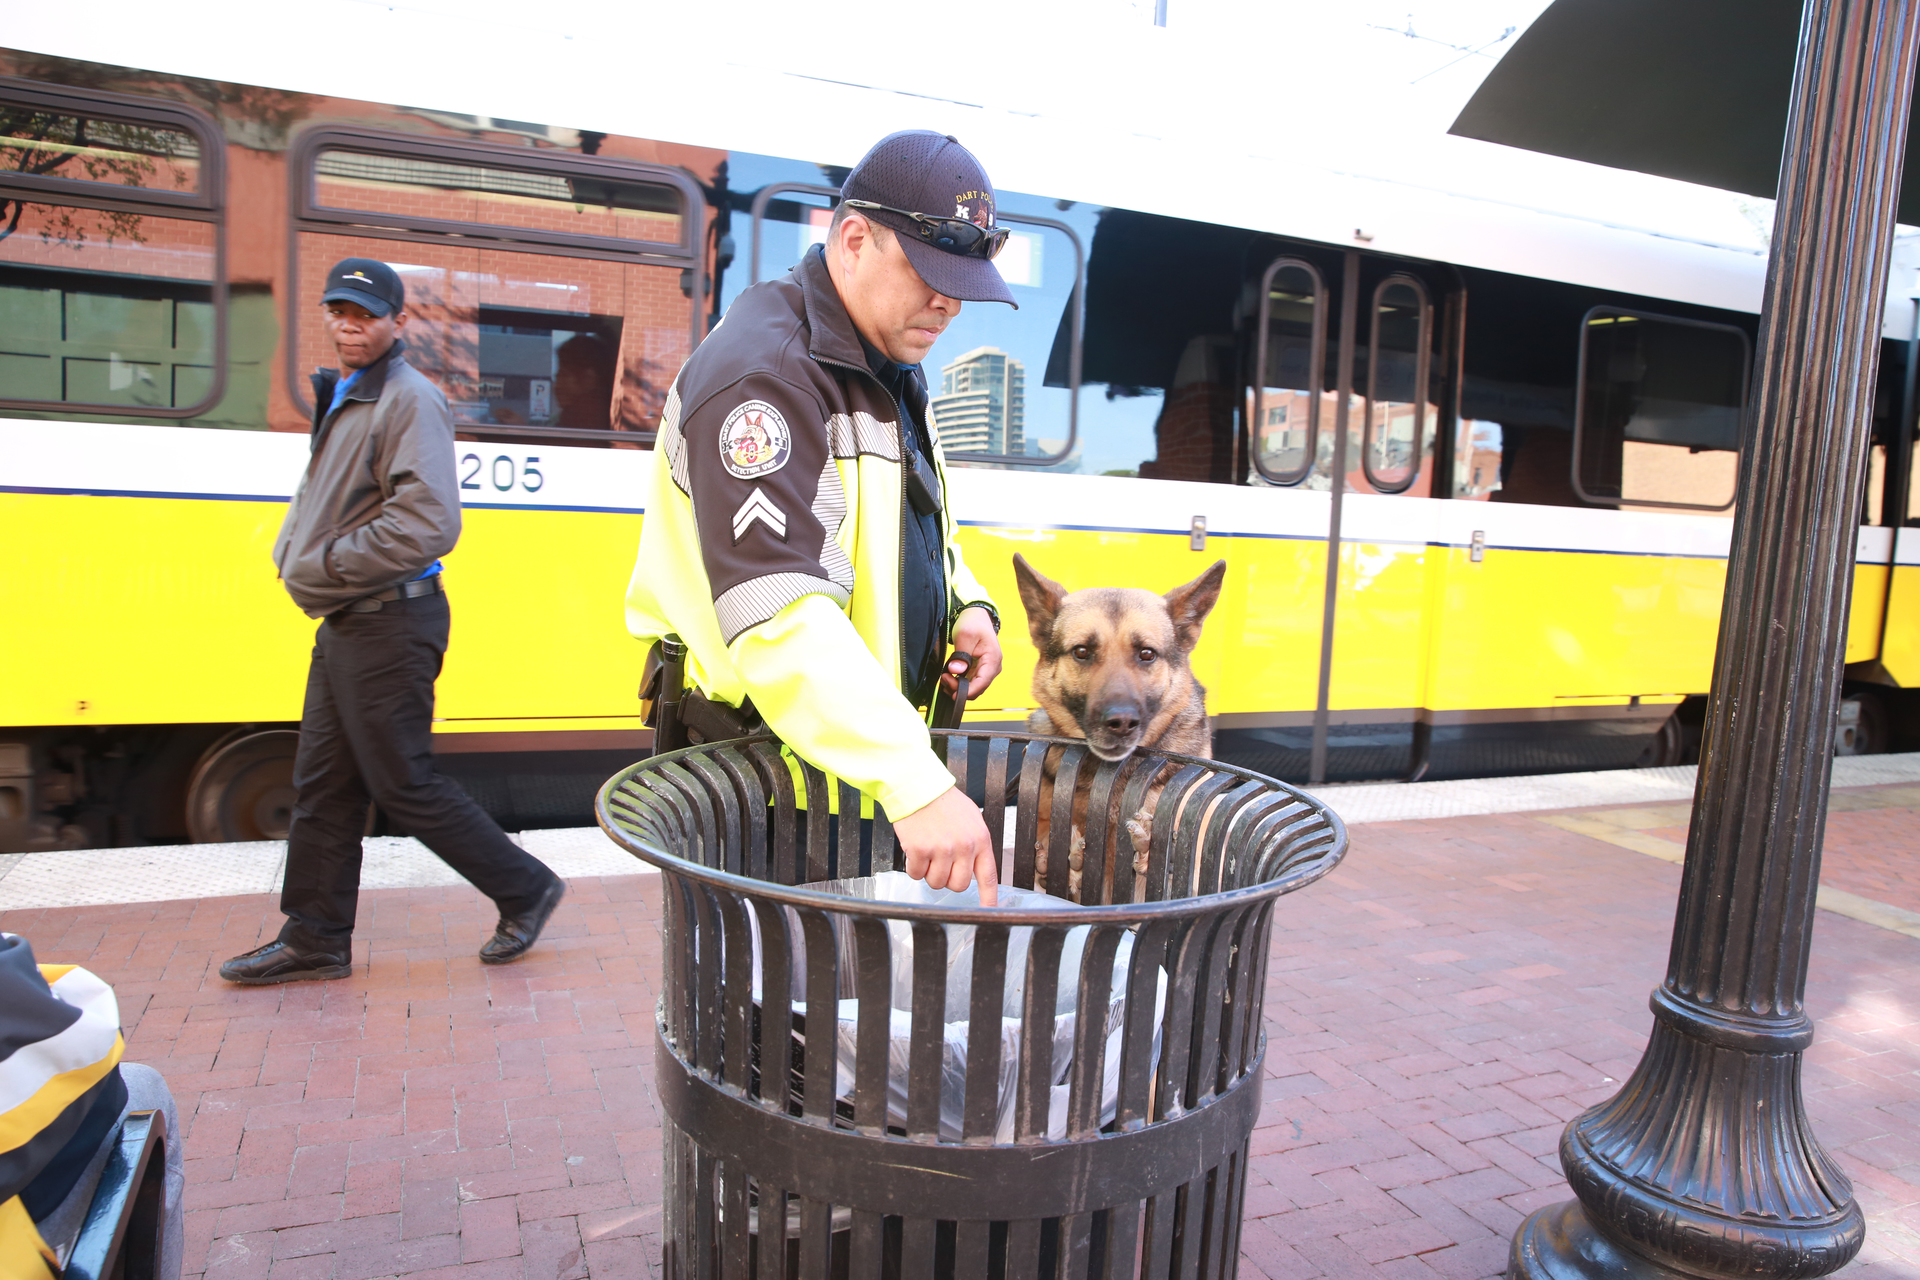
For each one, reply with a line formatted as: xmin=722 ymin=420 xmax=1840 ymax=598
xmin=0 ymin=66 xmax=729 ymax=436
xmin=0 ymin=203 xmax=218 ymax=411
xmin=293 ymin=160 xmax=693 ymax=440
xmin=293 ymin=234 xmax=687 ymax=438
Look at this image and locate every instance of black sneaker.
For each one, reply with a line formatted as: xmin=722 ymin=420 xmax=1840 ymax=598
xmin=219 ymin=940 xmax=352 ymax=985
xmin=480 ymin=876 xmax=566 ymax=965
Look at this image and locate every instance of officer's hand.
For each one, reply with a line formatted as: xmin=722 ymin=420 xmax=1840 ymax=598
xmin=893 ymin=786 xmax=999 ymax=906
xmin=944 ymin=607 xmax=1003 ymax=698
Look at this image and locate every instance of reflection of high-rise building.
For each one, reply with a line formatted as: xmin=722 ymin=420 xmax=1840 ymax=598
xmin=930 ymin=346 xmax=1024 ymax=455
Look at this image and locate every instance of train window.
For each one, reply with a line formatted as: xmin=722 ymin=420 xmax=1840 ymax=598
xmin=1249 ymin=258 xmax=1325 ymax=486
xmin=747 ymin=182 xmax=836 ymax=285
xmin=927 ymin=216 xmax=1081 ymax=465
xmin=292 ymin=235 xmax=678 ymax=438
xmin=0 ymin=82 xmax=224 ymax=417
xmin=745 ymin=186 xmax=1084 ymax=467
xmin=290 ymin=128 xmax=705 ymax=444
xmin=2 ymin=103 xmax=206 ymax=198
xmin=1573 ymin=307 xmax=1750 ymax=512
xmin=311 ymin=147 xmax=683 ymax=251
xmin=1361 ymin=276 xmax=1433 ymax=494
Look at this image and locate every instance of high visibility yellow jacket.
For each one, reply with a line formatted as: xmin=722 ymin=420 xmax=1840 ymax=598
xmin=625 ymin=248 xmax=995 ymax=819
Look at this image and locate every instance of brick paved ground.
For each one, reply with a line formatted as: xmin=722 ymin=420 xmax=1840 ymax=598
xmin=1630 ymin=783 xmax=1920 ymax=916
xmin=5 ymin=790 xmax=1920 ymax=1279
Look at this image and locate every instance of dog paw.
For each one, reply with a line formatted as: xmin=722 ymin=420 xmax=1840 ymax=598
xmin=1126 ymin=810 xmax=1153 ymax=874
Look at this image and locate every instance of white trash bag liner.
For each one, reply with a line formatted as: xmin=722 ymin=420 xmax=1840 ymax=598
xmin=750 ymin=871 xmax=1167 ymax=1144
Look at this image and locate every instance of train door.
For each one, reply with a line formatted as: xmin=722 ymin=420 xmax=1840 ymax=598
xmin=1237 ymin=247 xmax=1462 ymax=783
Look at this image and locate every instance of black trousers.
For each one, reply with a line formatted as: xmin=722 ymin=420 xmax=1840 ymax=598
xmin=278 ymin=589 xmax=554 ymax=951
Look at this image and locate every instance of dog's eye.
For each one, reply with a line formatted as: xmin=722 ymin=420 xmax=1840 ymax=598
xmin=1071 ymin=644 xmax=1092 ymax=662
xmin=1138 ymin=647 xmax=1157 ymax=664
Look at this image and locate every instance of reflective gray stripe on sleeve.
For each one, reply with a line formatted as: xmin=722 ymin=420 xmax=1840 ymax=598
xmin=714 ymin=572 xmax=853 ymax=644
xmin=827 ymin=411 xmax=900 ymax=461
xmin=660 ymin=387 xmax=690 ymax=495
xmin=813 ymin=457 xmax=854 ymax=591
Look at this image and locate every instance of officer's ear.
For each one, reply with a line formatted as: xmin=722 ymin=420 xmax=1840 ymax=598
xmin=834 ymin=210 xmax=870 ymax=264
xmin=832 ymin=211 xmax=893 ymax=268
xmin=391 ymin=308 xmax=408 ymax=332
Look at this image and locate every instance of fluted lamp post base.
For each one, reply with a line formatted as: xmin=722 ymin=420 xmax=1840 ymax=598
xmin=1511 ymin=997 xmax=1865 ymax=1280
xmin=1512 ymin=1196 xmax=1863 ymax=1280
xmin=1511 ymin=1203 xmax=1687 ymax=1280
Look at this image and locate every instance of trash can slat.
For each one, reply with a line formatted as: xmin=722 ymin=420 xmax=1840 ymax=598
xmin=1014 ymin=925 xmax=1065 ymax=1142
xmin=720 ymin=890 xmax=754 ymax=1094
xmin=1066 ymin=925 xmax=1124 ymax=1140
xmin=1013 ymin=743 xmax=1047 ymax=890
xmin=851 ymin=916 xmax=891 ymax=1135
xmin=1116 ymin=919 xmax=1175 ymax=1132
xmin=870 ymin=799 xmax=897 ymax=875
xmin=797 ymin=1196 xmax=830 ymax=1280
xmin=798 ymin=765 xmax=829 ymax=884
xmin=906 ymin=920 xmax=946 ymax=1140
xmin=1111 ymin=759 xmax=1162 ymax=906
xmin=1143 ymin=765 xmax=1210 ymax=903
xmin=984 ymin=737 xmax=1012 ymax=868
xmin=1044 ymin=746 xmax=1089 ymax=900
xmin=1165 ymin=771 xmax=1238 ymax=905
xmin=796 ymin=908 xmax=838 ymax=1123
xmin=835 ymin=778 xmax=863 ymax=880
xmin=964 ymin=926 xmax=1010 ymax=1143
xmin=691 ymin=884 xmax=725 ymax=1076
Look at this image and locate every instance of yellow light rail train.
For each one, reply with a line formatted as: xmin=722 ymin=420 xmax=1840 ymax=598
xmin=4 ymin=24 xmax=1917 ymax=853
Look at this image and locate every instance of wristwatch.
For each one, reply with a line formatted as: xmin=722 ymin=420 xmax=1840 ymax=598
xmin=953 ymin=600 xmax=1000 ymax=635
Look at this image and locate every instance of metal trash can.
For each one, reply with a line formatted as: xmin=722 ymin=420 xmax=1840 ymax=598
xmin=598 ymin=730 xmax=1348 ymax=1279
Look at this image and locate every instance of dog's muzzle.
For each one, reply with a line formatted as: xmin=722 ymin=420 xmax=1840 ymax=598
xmin=1087 ymin=700 xmax=1145 ymax=761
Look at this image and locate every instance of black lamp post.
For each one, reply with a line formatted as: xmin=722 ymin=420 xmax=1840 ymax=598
xmin=1510 ymin=0 xmax=1920 ymax=1276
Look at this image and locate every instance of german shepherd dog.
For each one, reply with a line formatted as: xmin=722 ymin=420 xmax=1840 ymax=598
xmin=1011 ymin=554 xmax=1227 ymax=900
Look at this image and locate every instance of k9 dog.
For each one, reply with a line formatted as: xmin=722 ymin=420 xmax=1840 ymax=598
xmin=1011 ymin=554 xmax=1227 ymax=900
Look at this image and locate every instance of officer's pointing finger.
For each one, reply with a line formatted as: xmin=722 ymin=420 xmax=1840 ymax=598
xmin=974 ymin=847 xmax=998 ymax=908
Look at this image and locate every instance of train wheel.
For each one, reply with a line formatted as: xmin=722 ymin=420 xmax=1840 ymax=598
xmin=185 ymin=729 xmax=300 ymax=842
xmin=1835 ymin=691 xmax=1889 ymax=756
xmin=1635 ymin=711 xmax=1684 ymax=768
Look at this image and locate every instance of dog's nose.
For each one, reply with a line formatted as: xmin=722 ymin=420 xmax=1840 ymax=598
xmin=1101 ymin=702 xmax=1141 ymax=736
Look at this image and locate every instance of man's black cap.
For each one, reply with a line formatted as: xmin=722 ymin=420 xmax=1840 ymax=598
xmin=841 ymin=131 xmax=1017 ymax=308
xmin=321 ymin=258 xmax=404 ymax=318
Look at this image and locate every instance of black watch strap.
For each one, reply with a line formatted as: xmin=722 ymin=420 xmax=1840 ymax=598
xmin=953 ymin=600 xmax=1000 ymax=635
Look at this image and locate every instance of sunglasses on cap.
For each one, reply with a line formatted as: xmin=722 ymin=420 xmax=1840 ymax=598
xmin=841 ymin=199 xmax=1011 ymax=261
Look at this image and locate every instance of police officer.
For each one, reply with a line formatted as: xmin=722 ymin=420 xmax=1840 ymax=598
xmin=221 ymin=259 xmax=565 ymax=984
xmin=626 ymin=132 xmax=1012 ymax=902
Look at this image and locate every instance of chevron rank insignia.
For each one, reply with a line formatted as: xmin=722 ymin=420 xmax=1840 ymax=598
xmin=732 ymin=489 xmax=788 ymax=542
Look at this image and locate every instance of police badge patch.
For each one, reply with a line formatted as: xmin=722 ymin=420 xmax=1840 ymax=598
xmin=719 ymin=401 xmax=792 ymax=479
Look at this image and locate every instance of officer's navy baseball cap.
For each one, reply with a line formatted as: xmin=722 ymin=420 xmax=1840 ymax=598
xmin=320 ymin=258 xmax=405 ymax=318
xmin=840 ymin=131 xmax=1017 ymax=309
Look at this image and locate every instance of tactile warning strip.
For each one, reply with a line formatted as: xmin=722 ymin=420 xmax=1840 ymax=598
xmin=5 ymin=754 xmax=1920 ymax=912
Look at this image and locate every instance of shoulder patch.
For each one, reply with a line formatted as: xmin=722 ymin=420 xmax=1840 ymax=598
xmin=719 ymin=401 xmax=792 ymax=479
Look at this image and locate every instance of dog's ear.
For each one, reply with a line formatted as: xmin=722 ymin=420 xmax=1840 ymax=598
xmin=1164 ymin=560 xmax=1226 ymax=649
xmin=1012 ymin=553 xmax=1068 ymax=649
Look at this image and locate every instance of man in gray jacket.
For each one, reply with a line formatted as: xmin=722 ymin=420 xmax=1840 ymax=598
xmin=221 ymin=259 xmax=564 ymax=985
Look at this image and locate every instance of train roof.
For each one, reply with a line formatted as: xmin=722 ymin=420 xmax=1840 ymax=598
xmin=11 ymin=0 xmax=1920 ymax=335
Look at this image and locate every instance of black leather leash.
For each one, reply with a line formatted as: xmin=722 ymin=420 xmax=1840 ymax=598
xmin=932 ymin=650 xmax=979 ymax=731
